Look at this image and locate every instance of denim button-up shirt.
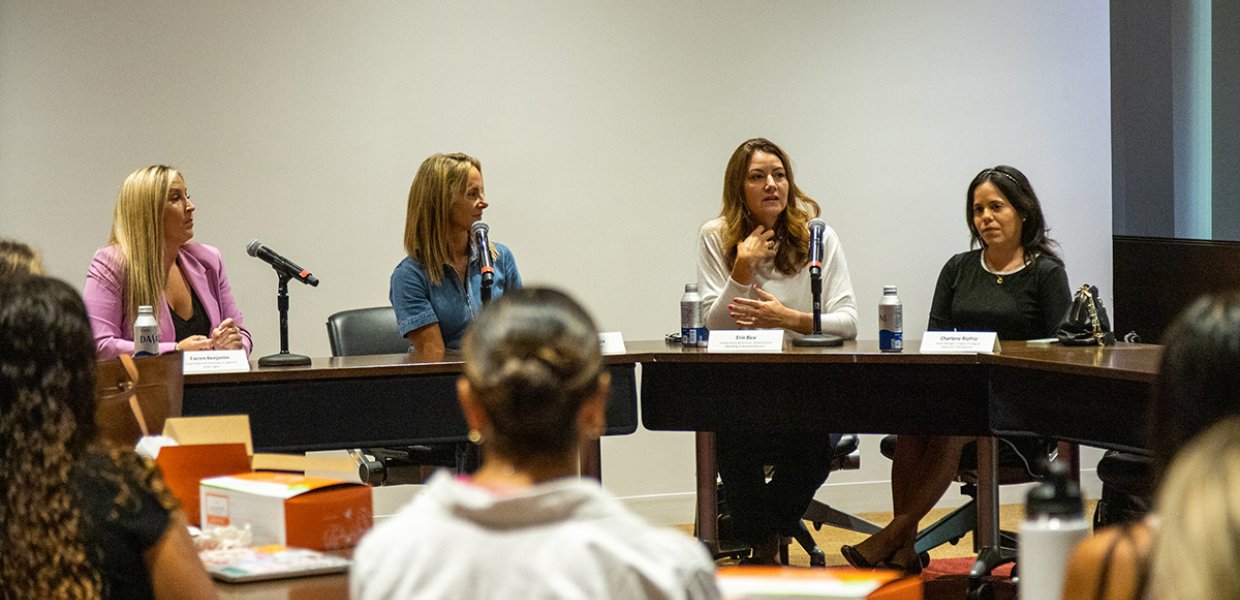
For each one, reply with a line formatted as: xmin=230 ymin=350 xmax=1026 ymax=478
xmin=389 ymin=242 xmax=522 ymax=350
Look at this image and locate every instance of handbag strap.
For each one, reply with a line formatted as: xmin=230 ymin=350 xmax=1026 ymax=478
xmin=117 ymin=354 xmax=149 ymax=437
xmin=1078 ymin=285 xmax=1105 ymax=345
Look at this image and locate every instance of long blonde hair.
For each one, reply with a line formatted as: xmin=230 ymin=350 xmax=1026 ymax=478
xmin=1149 ymin=417 xmax=1240 ymax=600
xmin=402 ymin=153 xmax=481 ymax=285
xmin=107 ymin=165 xmax=180 ymax=325
xmin=719 ymin=138 xmax=820 ymax=276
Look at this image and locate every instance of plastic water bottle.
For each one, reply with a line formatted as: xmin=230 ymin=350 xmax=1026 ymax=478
xmin=878 ymin=285 xmax=903 ymax=352
xmin=1018 ymin=461 xmax=1090 ymax=599
xmin=133 ymin=305 xmax=160 ymax=356
xmin=680 ymin=283 xmax=707 ymax=347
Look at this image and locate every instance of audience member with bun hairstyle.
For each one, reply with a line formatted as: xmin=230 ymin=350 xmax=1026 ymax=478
xmin=352 ymin=287 xmax=719 ymax=600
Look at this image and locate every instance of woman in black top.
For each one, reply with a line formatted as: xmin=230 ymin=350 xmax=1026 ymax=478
xmin=0 ymin=274 xmax=215 ymax=600
xmin=842 ymin=165 xmax=1071 ymax=573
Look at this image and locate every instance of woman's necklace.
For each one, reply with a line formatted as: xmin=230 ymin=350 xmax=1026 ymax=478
xmin=982 ymin=249 xmax=1024 ymax=285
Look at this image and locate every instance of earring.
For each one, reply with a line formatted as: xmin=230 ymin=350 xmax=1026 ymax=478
xmin=468 ymin=430 xmax=483 ymax=444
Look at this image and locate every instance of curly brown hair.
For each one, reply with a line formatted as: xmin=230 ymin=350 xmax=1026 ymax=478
xmin=0 ymin=275 xmax=102 ymax=598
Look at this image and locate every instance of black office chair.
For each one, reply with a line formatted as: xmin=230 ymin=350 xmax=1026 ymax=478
xmin=877 ymin=434 xmax=1057 ymax=581
xmin=326 ymin=306 xmax=476 ymax=484
xmin=326 ymin=306 xmax=411 ymax=357
xmin=1093 ymin=450 xmax=1153 ymax=529
xmin=712 ymin=434 xmax=881 ymax=567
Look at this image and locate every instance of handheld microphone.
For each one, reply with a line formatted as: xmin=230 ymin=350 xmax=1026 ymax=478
xmin=246 ymin=240 xmax=319 ymax=287
xmin=471 ymin=222 xmax=494 ymax=288
xmin=808 ymin=218 xmax=826 ymax=279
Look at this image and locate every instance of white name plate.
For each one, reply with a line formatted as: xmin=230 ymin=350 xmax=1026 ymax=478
xmin=183 ymin=350 xmax=251 ymax=374
xmin=598 ymin=331 xmax=626 ymax=355
xmin=920 ymin=331 xmax=1001 ymax=354
xmin=708 ymin=329 xmax=785 ymax=352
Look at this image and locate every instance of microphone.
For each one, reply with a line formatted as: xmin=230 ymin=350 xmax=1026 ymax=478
xmin=471 ymin=222 xmax=495 ymax=288
xmin=246 ymin=240 xmax=319 ymax=287
xmin=792 ymin=217 xmax=842 ymax=347
xmin=808 ymin=218 xmax=826 ymax=279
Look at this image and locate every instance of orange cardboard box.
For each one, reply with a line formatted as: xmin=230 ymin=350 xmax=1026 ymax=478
xmin=156 ymin=443 xmax=251 ymax=526
xmin=717 ymin=566 xmax=921 ymax=600
xmin=154 ymin=415 xmax=305 ymax=526
xmin=200 ymin=472 xmax=372 ymax=551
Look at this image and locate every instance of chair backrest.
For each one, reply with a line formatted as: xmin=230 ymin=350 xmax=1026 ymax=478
xmin=95 ymin=352 xmax=183 ymax=445
xmin=325 ymin=306 xmax=409 ymax=357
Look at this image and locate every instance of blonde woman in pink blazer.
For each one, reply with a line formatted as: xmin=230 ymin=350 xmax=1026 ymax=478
xmin=84 ymin=165 xmax=251 ymax=360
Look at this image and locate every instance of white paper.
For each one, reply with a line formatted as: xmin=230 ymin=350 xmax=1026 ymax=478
xmin=707 ymin=329 xmax=784 ymax=352
xmin=920 ymin=331 xmax=1001 ymax=354
xmin=598 ymin=331 xmax=626 ymax=355
xmin=183 ymin=350 xmax=251 ymax=374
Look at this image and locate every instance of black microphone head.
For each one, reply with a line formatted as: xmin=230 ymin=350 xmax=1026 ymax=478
xmin=808 ymin=218 xmax=826 ymax=233
xmin=471 ymin=221 xmax=489 ymax=237
xmin=246 ymin=239 xmax=263 ymax=257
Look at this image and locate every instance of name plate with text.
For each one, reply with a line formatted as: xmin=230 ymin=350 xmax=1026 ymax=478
xmin=598 ymin=331 xmax=626 ymax=355
xmin=707 ymin=330 xmax=785 ymax=353
xmin=183 ymin=350 xmax=251 ymax=374
xmin=920 ymin=331 xmax=1001 ymax=354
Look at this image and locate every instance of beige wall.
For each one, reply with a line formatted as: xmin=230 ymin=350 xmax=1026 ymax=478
xmin=0 ymin=1 xmax=1111 ymax=522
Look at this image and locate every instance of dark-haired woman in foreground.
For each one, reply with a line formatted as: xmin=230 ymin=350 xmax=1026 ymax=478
xmin=352 ymin=288 xmax=718 ymax=599
xmin=0 ymin=275 xmax=215 ymax=599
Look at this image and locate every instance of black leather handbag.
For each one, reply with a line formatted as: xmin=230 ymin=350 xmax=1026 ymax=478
xmin=1057 ymin=284 xmax=1116 ymax=345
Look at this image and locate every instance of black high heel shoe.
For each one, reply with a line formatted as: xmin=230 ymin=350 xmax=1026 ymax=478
xmin=839 ymin=544 xmax=880 ymax=569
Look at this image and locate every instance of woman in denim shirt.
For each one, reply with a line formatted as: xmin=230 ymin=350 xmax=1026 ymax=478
xmin=391 ymin=153 xmax=522 ymax=361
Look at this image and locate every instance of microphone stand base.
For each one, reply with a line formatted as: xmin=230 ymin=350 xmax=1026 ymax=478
xmin=792 ymin=333 xmax=844 ymax=347
xmin=258 ymin=352 xmax=312 ymax=367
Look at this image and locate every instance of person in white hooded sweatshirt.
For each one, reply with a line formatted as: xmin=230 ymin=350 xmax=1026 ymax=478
xmin=351 ymin=287 xmax=719 ymax=600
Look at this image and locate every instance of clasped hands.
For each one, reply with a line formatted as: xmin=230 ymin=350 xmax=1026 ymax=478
xmin=729 ymin=286 xmax=791 ymax=329
xmin=174 ymin=318 xmax=244 ymax=352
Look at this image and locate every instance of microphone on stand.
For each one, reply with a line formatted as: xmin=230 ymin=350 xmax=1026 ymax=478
xmin=246 ymin=240 xmax=319 ymax=287
xmin=471 ymin=222 xmax=495 ymax=304
xmin=793 ymin=218 xmax=843 ymax=347
xmin=246 ymin=239 xmax=315 ymax=366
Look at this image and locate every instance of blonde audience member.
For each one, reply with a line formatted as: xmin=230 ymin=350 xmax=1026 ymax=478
xmin=1146 ymin=417 xmax=1240 ymax=600
xmin=0 ymin=238 xmax=44 ymax=276
xmin=0 ymin=275 xmax=215 ymax=599
xmin=352 ymin=288 xmax=719 ymax=600
xmin=84 ymin=165 xmax=250 ymax=359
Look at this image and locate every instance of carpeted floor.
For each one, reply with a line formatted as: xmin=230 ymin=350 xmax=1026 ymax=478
xmin=681 ymin=501 xmax=1097 ymax=600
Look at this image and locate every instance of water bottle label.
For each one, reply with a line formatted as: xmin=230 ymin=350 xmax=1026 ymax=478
xmin=880 ymin=329 xmax=903 ymax=351
xmin=681 ymin=326 xmax=709 ymax=345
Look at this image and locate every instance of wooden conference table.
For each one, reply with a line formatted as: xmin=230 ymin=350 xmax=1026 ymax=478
xmin=182 ymin=353 xmax=640 ymax=479
xmin=633 ymin=339 xmax=1162 ymax=562
xmin=190 ymin=340 xmax=1159 ymax=594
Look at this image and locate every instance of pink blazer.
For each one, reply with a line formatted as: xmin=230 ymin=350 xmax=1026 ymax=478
xmin=84 ymin=243 xmax=253 ymax=360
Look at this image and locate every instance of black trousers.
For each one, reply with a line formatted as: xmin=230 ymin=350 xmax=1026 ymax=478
xmin=716 ymin=431 xmax=840 ymax=545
